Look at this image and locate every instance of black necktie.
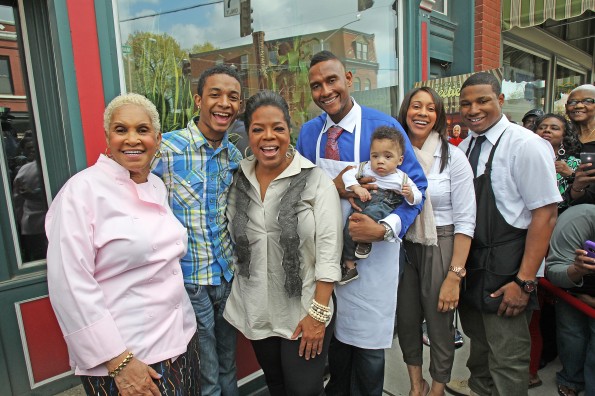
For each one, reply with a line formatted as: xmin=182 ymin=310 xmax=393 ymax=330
xmin=468 ymin=135 xmax=487 ymax=177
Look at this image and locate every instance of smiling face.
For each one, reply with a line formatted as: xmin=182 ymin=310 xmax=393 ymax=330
xmin=370 ymin=138 xmax=403 ymax=177
xmin=107 ymin=104 xmax=161 ymax=183
xmin=405 ymin=91 xmax=437 ymax=144
xmin=566 ymin=88 xmax=595 ymax=126
xmin=248 ymin=105 xmax=291 ymax=174
xmin=536 ymin=116 xmax=565 ymax=150
xmin=308 ymin=59 xmax=353 ymax=124
xmin=195 ymin=73 xmax=241 ymax=142
xmin=459 ymin=84 xmax=504 ymax=134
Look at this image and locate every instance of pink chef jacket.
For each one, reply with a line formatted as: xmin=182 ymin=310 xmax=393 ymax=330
xmin=46 ymin=155 xmax=196 ymax=376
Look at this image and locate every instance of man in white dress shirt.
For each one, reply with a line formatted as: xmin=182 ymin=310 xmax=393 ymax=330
xmin=448 ymin=72 xmax=560 ymax=396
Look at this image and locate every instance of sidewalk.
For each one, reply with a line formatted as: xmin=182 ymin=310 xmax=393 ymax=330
xmin=384 ymin=331 xmax=560 ymax=396
xmin=55 ymin=331 xmax=561 ymax=396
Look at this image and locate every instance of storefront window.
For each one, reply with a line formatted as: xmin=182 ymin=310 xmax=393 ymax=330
xmin=553 ymin=64 xmax=585 ymax=114
xmin=116 ymin=0 xmax=399 ymax=136
xmin=0 ymin=5 xmax=48 ymax=266
xmin=502 ymin=44 xmax=548 ymax=124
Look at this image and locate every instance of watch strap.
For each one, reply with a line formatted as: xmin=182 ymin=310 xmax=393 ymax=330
xmin=448 ymin=266 xmax=466 ymax=278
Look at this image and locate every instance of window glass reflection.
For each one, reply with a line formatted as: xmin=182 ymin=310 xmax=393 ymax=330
xmin=502 ymin=45 xmax=548 ymax=124
xmin=0 ymin=4 xmax=48 ymax=264
xmin=117 ymin=0 xmax=399 ymax=134
xmin=553 ymin=64 xmax=585 ymax=113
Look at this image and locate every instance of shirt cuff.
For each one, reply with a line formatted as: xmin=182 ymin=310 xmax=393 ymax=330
xmin=64 ymin=313 xmax=127 ymax=370
xmin=380 ymin=214 xmax=402 ymax=243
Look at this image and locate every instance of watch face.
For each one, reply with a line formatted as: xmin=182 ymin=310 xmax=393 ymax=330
xmin=524 ymin=283 xmax=536 ymax=293
xmin=459 ymin=268 xmax=467 ymax=278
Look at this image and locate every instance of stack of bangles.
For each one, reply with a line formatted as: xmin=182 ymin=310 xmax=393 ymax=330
xmin=308 ymin=299 xmax=331 ymax=323
xmin=109 ymin=352 xmax=134 ymax=378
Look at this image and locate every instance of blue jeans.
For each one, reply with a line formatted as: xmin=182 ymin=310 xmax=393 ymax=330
xmin=555 ymin=298 xmax=595 ymax=394
xmin=325 ymin=336 xmax=385 ymax=396
xmin=342 ymin=189 xmax=403 ymax=261
xmin=185 ymin=280 xmax=239 ymax=396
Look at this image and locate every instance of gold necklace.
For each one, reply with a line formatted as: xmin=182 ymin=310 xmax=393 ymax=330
xmin=580 ymin=127 xmax=595 ymax=142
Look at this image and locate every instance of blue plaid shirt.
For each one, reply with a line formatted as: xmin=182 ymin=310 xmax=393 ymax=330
xmin=153 ymin=119 xmax=242 ymax=285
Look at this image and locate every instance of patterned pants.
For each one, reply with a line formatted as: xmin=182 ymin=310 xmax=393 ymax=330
xmin=81 ymin=332 xmax=200 ymax=396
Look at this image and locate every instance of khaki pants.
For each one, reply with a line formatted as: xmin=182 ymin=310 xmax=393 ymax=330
xmin=458 ymin=301 xmax=532 ymax=396
xmin=397 ymin=225 xmax=455 ymax=383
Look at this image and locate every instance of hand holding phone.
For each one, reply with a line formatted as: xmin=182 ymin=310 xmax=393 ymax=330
xmin=583 ymin=240 xmax=595 ymax=259
xmin=580 ymin=152 xmax=595 ymax=172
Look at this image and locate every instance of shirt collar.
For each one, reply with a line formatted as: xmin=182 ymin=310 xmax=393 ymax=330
xmin=240 ymin=151 xmax=315 ymax=184
xmin=322 ymin=98 xmax=361 ymax=135
xmin=188 ymin=117 xmax=231 ymax=151
xmin=96 ymin=155 xmax=163 ymax=203
xmin=468 ymin=115 xmax=509 ymax=146
xmin=97 ymin=153 xmax=132 ymax=180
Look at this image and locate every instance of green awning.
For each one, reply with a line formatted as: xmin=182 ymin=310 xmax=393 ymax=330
xmin=502 ymin=0 xmax=595 ymax=31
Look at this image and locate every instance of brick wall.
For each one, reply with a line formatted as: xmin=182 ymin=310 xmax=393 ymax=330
xmin=474 ymin=0 xmax=501 ymax=71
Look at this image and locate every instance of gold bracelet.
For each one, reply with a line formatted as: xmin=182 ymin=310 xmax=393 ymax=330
xmin=108 ymin=352 xmax=134 ymax=378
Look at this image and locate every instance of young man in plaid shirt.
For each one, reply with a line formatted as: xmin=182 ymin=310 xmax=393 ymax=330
xmin=153 ymin=64 xmax=243 ymax=396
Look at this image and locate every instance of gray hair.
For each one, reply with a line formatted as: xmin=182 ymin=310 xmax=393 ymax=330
xmin=103 ymin=93 xmax=161 ymax=137
xmin=569 ymin=84 xmax=595 ymax=96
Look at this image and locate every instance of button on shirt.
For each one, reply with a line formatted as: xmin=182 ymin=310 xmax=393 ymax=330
xmin=426 ymin=143 xmax=476 ymax=237
xmin=153 ymin=119 xmax=242 ymax=285
xmin=45 ymin=155 xmax=196 ymax=376
xmin=458 ymin=116 xmax=561 ymax=228
xmin=224 ymin=153 xmax=342 ymax=340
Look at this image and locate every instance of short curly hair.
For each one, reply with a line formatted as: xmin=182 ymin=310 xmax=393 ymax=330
xmin=103 ymin=93 xmax=161 ymax=137
xmin=371 ymin=126 xmax=406 ymax=154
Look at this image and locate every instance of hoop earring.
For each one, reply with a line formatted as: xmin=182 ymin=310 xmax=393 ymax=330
xmin=154 ymin=149 xmax=162 ymax=159
xmin=244 ymin=146 xmax=254 ymax=160
xmin=286 ymin=144 xmax=296 ymax=158
xmin=558 ymin=142 xmax=566 ymax=157
xmin=104 ymin=147 xmax=112 ymax=158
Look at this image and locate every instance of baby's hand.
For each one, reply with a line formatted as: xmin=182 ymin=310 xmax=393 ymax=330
xmin=401 ymin=184 xmax=414 ymax=203
xmin=352 ymin=185 xmax=371 ymax=202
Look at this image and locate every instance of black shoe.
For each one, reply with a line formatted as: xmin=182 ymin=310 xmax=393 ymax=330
xmin=339 ymin=267 xmax=359 ymax=285
xmin=355 ymin=243 xmax=372 ymax=259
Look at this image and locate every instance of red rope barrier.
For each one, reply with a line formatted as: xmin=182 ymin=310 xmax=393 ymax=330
xmin=539 ymin=278 xmax=595 ymax=319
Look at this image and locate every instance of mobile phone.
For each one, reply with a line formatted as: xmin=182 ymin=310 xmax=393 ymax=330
xmin=584 ymin=240 xmax=595 ymax=259
xmin=580 ymin=152 xmax=595 ymax=172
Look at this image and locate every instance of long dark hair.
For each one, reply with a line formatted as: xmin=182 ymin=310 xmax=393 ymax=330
xmin=535 ymin=113 xmax=581 ymax=157
xmin=397 ymin=86 xmax=449 ymax=172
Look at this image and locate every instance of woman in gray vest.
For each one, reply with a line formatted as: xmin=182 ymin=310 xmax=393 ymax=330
xmin=224 ymin=90 xmax=342 ymax=395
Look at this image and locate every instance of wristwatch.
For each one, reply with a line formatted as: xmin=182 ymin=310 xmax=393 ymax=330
xmin=448 ymin=266 xmax=467 ymax=279
xmin=380 ymin=222 xmax=394 ymax=241
xmin=514 ymin=277 xmax=538 ymax=293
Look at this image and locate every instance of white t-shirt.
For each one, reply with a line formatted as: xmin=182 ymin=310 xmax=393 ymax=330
xmin=342 ymin=162 xmax=422 ymax=205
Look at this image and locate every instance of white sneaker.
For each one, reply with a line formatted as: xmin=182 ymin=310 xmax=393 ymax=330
xmin=445 ymin=379 xmax=471 ymax=396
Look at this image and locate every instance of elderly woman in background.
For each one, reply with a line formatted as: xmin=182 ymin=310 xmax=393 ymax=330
xmin=563 ymin=85 xmax=595 ymax=206
xmin=396 ymin=87 xmax=476 ymax=396
xmin=46 ymin=93 xmax=199 ymax=396
xmin=224 ymin=90 xmax=342 ymax=396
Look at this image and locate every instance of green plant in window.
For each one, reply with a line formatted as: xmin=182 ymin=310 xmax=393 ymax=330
xmin=266 ymin=36 xmax=316 ymax=143
xmin=125 ymin=32 xmax=197 ymax=132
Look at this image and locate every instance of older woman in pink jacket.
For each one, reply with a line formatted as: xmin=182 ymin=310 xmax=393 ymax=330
xmin=46 ymin=93 xmax=198 ymax=396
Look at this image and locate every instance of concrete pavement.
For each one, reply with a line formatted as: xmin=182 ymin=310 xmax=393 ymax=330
xmin=54 ymin=330 xmax=562 ymax=395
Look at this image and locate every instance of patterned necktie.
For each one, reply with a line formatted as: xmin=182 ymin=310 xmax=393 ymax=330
xmin=325 ymin=125 xmax=343 ymax=160
xmin=468 ymin=135 xmax=487 ymax=177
